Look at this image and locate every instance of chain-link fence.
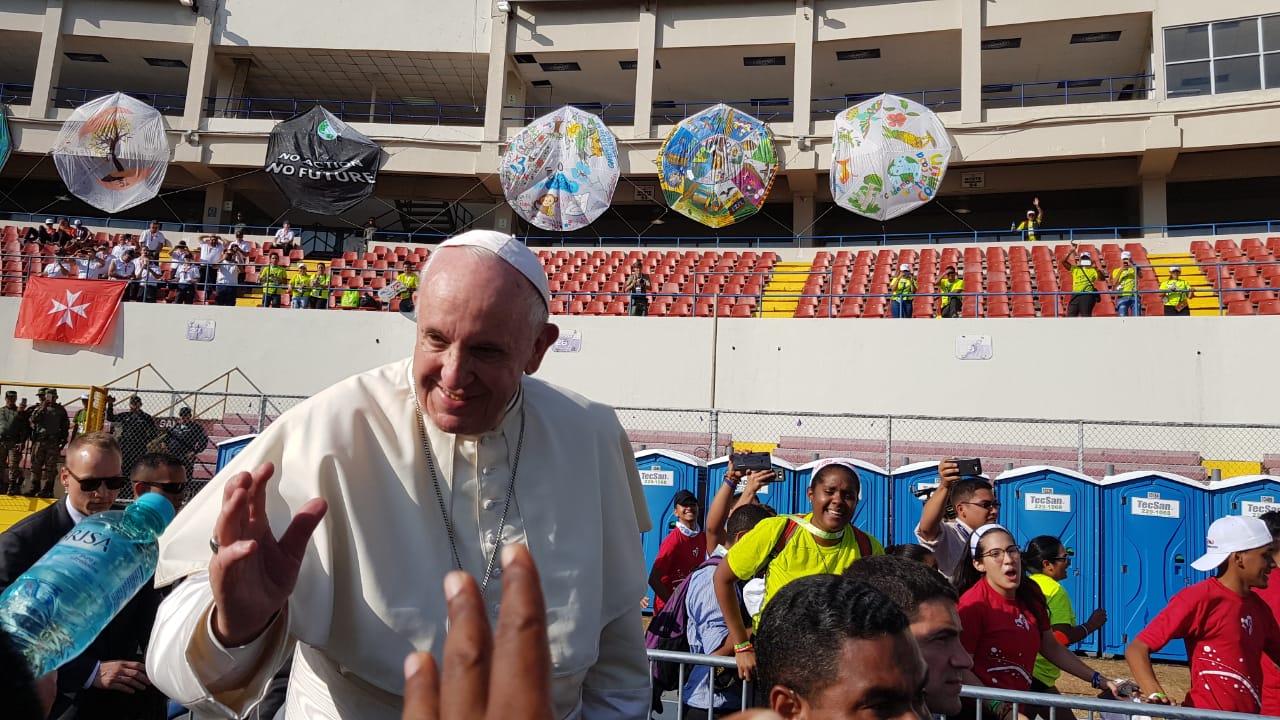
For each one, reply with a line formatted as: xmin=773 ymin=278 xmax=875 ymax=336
xmin=620 ymin=407 xmax=1280 ymax=481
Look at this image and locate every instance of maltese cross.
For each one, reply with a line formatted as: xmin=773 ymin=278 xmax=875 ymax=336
xmin=48 ymin=289 xmax=90 ymax=328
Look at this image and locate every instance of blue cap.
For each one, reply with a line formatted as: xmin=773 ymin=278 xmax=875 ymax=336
xmin=132 ymin=492 xmax=176 ymax=529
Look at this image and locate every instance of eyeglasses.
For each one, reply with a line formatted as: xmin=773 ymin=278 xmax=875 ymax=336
xmin=142 ymin=481 xmax=186 ymax=495
xmin=980 ymin=546 xmax=1022 ymax=560
xmin=1047 ymin=556 xmax=1072 ymax=564
xmin=64 ymin=466 xmax=127 ymax=492
xmin=960 ymin=500 xmax=1001 ymax=511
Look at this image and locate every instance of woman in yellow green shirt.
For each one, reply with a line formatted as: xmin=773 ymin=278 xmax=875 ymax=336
xmin=712 ymin=460 xmax=884 ymax=681
xmin=1024 ymin=535 xmax=1107 ymax=693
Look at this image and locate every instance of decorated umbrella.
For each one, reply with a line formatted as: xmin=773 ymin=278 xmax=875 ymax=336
xmin=52 ymin=92 xmax=170 ymax=214
xmin=657 ymin=104 xmax=778 ymax=228
xmin=500 ymin=105 xmax=619 ymax=232
xmin=830 ymin=94 xmax=952 ymax=221
xmin=265 ymin=106 xmax=382 ymax=215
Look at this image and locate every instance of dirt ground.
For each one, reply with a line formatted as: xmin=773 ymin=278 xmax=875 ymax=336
xmin=1056 ymin=655 xmax=1190 ymax=703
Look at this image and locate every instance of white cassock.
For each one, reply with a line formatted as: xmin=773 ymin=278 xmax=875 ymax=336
xmin=147 ymin=358 xmax=652 ymax=719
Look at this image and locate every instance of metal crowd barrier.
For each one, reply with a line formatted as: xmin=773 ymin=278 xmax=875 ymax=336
xmin=647 ymin=649 xmax=1271 ymax=720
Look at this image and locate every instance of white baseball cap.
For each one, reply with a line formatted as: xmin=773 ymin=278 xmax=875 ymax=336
xmin=1191 ymin=515 xmax=1274 ymax=571
xmin=1169 ymin=266 xmax=1181 ymax=273
xmin=1079 ymin=252 xmax=1091 ymax=259
xmin=899 ymin=263 xmax=910 ymax=271
xmin=1121 ymin=251 xmax=1132 ymax=260
xmin=433 ymin=230 xmax=550 ymax=307
xmin=44 ymin=218 xmax=54 ymax=224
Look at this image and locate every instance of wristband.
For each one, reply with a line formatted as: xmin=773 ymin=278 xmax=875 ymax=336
xmin=724 ymin=478 xmax=739 ymax=490
xmin=1148 ymin=692 xmax=1167 ymax=701
xmin=1091 ymin=671 xmax=1103 ymax=689
xmin=733 ymin=642 xmax=753 ymax=654
xmin=986 ymin=700 xmax=1002 ymax=713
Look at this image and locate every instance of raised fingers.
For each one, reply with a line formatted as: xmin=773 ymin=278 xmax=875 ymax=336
xmin=439 ymin=571 xmax=492 ymax=719
xmin=487 ymin=545 xmax=552 ymax=720
xmin=401 ymin=652 xmax=441 ymax=720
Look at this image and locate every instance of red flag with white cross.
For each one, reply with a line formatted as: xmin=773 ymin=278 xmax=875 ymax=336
xmin=14 ymin=277 xmax=128 ymax=345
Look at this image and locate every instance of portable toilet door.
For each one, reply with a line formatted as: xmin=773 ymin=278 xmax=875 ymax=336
xmin=1099 ymin=471 xmax=1208 ymax=661
xmin=634 ymin=449 xmax=705 ymax=612
xmin=796 ymin=458 xmax=890 ymax=544
xmin=995 ymin=465 xmax=1102 ymax=654
xmin=707 ymin=455 xmax=798 ymax=516
xmin=891 ymin=461 xmax=943 ymax=546
xmin=1209 ymin=475 xmax=1280 ymax=519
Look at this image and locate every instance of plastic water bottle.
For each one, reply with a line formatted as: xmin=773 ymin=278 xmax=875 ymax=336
xmin=0 ymin=493 xmax=175 ymax=677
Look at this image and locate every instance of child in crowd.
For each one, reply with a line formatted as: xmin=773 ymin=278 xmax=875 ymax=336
xmin=956 ymin=524 xmax=1125 ymax=720
xmin=647 ymin=489 xmax=705 ymax=612
xmin=1253 ymin=511 xmax=1280 ymax=714
xmin=1128 ymin=514 xmax=1280 ymax=713
xmin=1023 ymin=535 xmax=1107 ymax=695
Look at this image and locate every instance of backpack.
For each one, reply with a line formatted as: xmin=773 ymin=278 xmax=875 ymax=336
xmin=645 ymin=519 xmax=798 ymax=707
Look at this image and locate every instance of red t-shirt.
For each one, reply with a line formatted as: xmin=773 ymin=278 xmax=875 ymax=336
xmin=1139 ymin=578 xmax=1280 ymax=713
xmin=1252 ymin=569 xmax=1280 ymax=714
xmin=958 ymin=578 xmax=1051 ymax=691
xmin=651 ymin=526 xmax=705 ymax=612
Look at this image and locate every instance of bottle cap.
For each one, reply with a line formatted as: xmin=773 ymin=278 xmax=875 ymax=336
xmin=132 ymin=493 xmax=177 ymax=529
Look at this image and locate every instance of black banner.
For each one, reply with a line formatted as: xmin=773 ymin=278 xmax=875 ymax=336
xmin=265 ymin=106 xmax=382 ymax=215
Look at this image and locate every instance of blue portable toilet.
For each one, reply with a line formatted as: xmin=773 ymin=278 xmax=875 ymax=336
xmin=707 ymin=455 xmax=798 ymax=516
xmin=1099 ymin=471 xmax=1208 ymax=661
xmin=796 ymin=458 xmax=890 ymax=543
xmin=1210 ymin=475 xmax=1280 ymax=519
xmin=635 ymin=449 xmax=704 ymax=612
xmin=995 ymin=465 xmax=1102 ymax=653
xmin=215 ymin=434 xmax=258 ymax=472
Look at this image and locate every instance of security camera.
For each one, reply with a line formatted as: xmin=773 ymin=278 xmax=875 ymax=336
xmin=496 ymin=1 xmax=512 ymax=13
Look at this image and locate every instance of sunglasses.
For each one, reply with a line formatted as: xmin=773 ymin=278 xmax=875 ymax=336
xmin=1047 ymin=556 xmax=1072 ymax=564
xmin=960 ymin=500 xmax=1001 ymax=510
xmin=142 ymin=481 xmax=186 ymax=494
xmin=64 ymin=465 xmax=127 ymax=492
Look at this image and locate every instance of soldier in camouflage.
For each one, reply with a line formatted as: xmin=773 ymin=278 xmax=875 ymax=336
xmin=28 ymin=387 xmax=70 ymax=497
xmin=0 ymin=390 xmax=28 ymax=494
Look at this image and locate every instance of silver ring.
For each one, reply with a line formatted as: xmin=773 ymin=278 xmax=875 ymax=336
xmin=209 ymin=537 xmax=220 ymax=554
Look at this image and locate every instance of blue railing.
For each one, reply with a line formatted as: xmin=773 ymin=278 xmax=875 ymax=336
xmin=2 ymin=73 xmax=1155 ymax=125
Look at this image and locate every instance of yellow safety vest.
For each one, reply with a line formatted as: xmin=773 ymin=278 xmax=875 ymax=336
xmin=890 ymin=277 xmax=917 ymax=300
xmin=1110 ymin=266 xmax=1137 ymax=297
xmin=340 ymin=289 xmax=360 ymax=308
xmin=1016 ymin=220 xmax=1040 ymax=242
xmin=261 ymin=266 xmax=288 ymax=294
xmin=1162 ymin=279 xmax=1191 ymax=307
xmin=938 ymin=277 xmax=963 ymax=306
xmin=311 ymin=274 xmax=331 ymax=299
xmin=396 ymin=272 xmax=418 ymax=299
xmin=1070 ymin=265 xmax=1100 ymax=293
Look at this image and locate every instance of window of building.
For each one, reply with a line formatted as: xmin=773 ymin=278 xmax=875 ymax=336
xmin=1164 ymin=14 xmax=1280 ymax=97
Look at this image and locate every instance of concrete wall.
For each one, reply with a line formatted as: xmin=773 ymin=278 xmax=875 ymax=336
xmin=0 ymin=298 xmax=1271 ymax=427
xmin=216 ymin=0 xmax=489 ymax=54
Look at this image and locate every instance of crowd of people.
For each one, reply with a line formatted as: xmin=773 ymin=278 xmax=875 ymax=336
xmin=646 ymin=456 xmax=1280 ymax=719
xmin=0 ymin=229 xmax=1269 ymax=720
xmin=0 ymin=388 xmax=208 ymax=499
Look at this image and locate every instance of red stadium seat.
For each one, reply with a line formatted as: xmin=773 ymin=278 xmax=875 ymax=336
xmin=1259 ymin=300 xmax=1280 ymax=315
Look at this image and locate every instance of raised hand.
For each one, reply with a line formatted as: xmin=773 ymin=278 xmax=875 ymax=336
xmin=401 ymin=544 xmax=553 ymax=720
xmin=209 ymin=462 xmax=327 ymax=647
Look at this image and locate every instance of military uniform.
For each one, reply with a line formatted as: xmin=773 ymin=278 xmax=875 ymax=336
xmin=0 ymin=392 xmax=28 ymax=494
xmin=29 ymin=390 xmax=70 ymax=497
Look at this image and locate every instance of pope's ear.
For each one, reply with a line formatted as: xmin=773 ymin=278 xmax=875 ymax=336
xmin=524 ymin=322 xmax=560 ymax=375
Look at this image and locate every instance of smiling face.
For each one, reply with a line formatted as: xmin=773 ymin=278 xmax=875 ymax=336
xmin=1235 ymin=543 xmax=1278 ymax=590
xmin=807 ymin=467 xmax=859 ymax=533
xmin=910 ymin=599 xmax=971 ymax=717
xmin=413 ymin=249 xmax=558 ymax=436
xmin=973 ymin=529 xmax=1022 ymax=597
xmin=674 ymin=501 xmax=700 ymax=527
xmin=777 ymin=632 xmax=928 ymax=720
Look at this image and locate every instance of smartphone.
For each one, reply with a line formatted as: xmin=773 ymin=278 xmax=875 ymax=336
xmin=955 ymin=458 xmax=983 ymax=477
xmin=731 ymin=451 xmax=773 ymax=473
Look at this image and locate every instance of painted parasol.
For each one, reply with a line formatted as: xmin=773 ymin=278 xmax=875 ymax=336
xmin=52 ymin=92 xmax=170 ymax=214
xmin=501 ymin=105 xmax=620 ymax=232
xmin=830 ymin=93 xmax=952 ymax=221
xmin=657 ymin=103 xmax=778 ymax=228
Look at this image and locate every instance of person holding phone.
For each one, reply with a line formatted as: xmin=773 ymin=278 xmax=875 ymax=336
xmin=914 ymin=459 xmax=984 ymax=577
xmin=1061 ymin=243 xmax=1103 ymax=317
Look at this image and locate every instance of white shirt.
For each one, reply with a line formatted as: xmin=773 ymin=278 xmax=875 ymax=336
xmin=915 ymin=519 xmax=977 ymax=578
xmin=171 ymin=247 xmax=192 ymax=264
xmin=233 ymin=239 xmax=252 ymax=256
xmin=200 ymin=241 xmax=225 ymax=265
xmin=107 ymin=256 xmax=134 ymax=280
xmin=111 ymin=243 xmax=136 ymax=261
xmin=274 ymin=228 xmax=295 ymax=245
xmin=134 ymin=259 xmax=163 ymax=285
xmin=77 ymin=257 xmax=106 ymax=280
xmin=141 ymin=229 xmax=168 ymax=253
xmin=216 ymin=260 xmax=240 ymax=287
xmin=175 ymin=263 xmax=201 ymax=285
xmin=43 ymin=260 xmax=70 ymax=278
xmin=148 ymin=360 xmax=651 ymax=720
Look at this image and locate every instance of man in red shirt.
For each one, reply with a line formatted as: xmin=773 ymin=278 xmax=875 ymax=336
xmin=1252 ymin=510 xmax=1280 ymax=714
xmin=648 ymin=490 xmax=705 ymax=612
xmin=1127 ymin=515 xmax=1280 ymax=713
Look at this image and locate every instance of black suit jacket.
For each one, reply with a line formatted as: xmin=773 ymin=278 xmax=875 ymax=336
xmin=0 ymin=500 xmax=166 ymax=720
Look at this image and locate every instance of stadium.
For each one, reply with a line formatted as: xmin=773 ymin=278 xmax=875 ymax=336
xmin=1 ymin=0 xmax=1280 ymax=717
